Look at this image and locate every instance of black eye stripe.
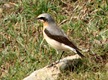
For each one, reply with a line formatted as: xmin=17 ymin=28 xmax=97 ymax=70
xmin=38 ymin=17 xmax=47 ymax=21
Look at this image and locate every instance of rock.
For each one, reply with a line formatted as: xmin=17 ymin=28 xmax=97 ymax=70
xmin=23 ymin=54 xmax=81 ymax=80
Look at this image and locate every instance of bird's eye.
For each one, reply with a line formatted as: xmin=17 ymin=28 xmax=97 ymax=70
xmin=37 ymin=17 xmax=47 ymax=21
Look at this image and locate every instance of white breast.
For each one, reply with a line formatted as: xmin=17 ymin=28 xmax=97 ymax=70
xmin=43 ymin=31 xmax=61 ymax=50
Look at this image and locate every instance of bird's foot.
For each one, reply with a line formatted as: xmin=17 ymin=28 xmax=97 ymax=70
xmin=47 ymin=60 xmax=60 ymax=68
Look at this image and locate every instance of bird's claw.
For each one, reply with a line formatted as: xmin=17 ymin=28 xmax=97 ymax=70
xmin=47 ymin=60 xmax=60 ymax=68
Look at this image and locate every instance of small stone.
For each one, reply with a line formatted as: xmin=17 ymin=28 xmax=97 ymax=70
xmin=4 ymin=3 xmax=11 ymax=9
xmin=0 ymin=8 xmax=3 ymax=14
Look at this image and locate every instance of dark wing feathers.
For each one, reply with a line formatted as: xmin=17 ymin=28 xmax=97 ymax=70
xmin=44 ymin=29 xmax=85 ymax=57
xmin=44 ymin=29 xmax=78 ymax=49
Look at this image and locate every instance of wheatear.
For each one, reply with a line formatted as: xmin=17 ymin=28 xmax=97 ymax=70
xmin=37 ymin=13 xmax=85 ymax=60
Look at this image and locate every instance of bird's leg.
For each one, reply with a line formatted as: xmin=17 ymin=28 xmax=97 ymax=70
xmin=52 ymin=51 xmax=65 ymax=65
xmin=54 ymin=51 xmax=65 ymax=64
xmin=58 ymin=51 xmax=64 ymax=62
xmin=47 ymin=51 xmax=64 ymax=67
xmin=47 ymin=50 xmax=58 ymax=67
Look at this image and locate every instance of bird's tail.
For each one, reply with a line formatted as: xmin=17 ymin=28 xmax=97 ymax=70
xmin=76 ymin=50 xmax=85 ymax=58
xmin=64 ymin=45 xmax=85 ymax=58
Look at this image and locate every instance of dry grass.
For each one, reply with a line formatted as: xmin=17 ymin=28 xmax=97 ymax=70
xmin=0 ymin=0 xmax=108 ymax=80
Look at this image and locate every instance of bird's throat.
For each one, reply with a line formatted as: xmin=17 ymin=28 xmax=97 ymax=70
xmin=43 ymin=22 xmax=49 ymax=29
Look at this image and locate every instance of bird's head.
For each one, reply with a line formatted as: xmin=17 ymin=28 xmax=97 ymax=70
xmin=37 ymin=13 xmax=55 ymax=24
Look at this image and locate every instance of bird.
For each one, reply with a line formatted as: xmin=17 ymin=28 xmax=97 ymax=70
xmin=37 ymin=13 xmax=85 ymax=61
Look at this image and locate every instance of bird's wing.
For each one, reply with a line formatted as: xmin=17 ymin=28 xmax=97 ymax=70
xmin=44 ymin=28 xmax=85 ymax=58
xmin=44 ymin=28 xmax=79 ymax=50
xmin=46 ymin=23 xmax=66 ymax=37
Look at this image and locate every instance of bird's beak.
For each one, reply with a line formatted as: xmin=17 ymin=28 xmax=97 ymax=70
xmin=36 ymin=15 xmax=41 ymax=20
xmin=36 ymin=17 xmax=44 ymax=22
xmin=36 ymin=17 xmax=41 ymax=22
xmin=36 ymin=17 xmax=39 ymax=20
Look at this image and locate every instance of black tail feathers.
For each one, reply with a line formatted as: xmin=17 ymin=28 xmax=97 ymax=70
xmin=76 ymin=50 xmax=85 ymax=58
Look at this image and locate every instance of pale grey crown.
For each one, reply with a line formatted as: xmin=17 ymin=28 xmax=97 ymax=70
xmin=37 ymin=13 xmax=55 ymax=22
